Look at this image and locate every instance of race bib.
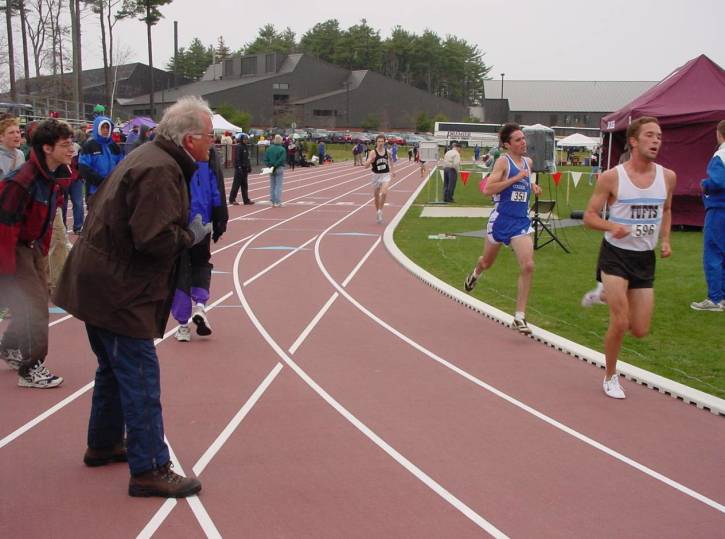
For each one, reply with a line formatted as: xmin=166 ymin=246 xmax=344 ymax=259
xmin=511 ymin=191 xmax=527 ymax=202
xmin=632 ymin=223 xmax=657 ymax=237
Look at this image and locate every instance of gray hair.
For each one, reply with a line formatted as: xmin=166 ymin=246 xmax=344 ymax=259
xmin=273 ymin=134 xmax=283 ymax=144
xmin=156 ymin=95 xmax=213 ymax=145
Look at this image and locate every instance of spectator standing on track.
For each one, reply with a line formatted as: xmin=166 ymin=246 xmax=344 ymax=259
xmin=0 ymin=116 xmax=26 ymax=177
xmin=266 ymin=134 xmax=287 ymax=207
xmin=582 ymin=117 xmax=675 ymax=399
xmin=463 ymin=123 xmax=542 ymax=335
xmin=173 ymin=145 xmax=228 ymax=342
xmin=221 ymin=131 xmax=233 ymax=167
xmin=53 ymin=96 xmax=213 ymax=498
xmin=0 ymin=119 xmax=74 ymax=387
xmin=287 ymin=139 xmax=297 ymax=171
xmin=690 ymin=119 xmax=725 ymax=312
xmin=230 ymin=133 xmax=254 ymax=205
xmin=365 ymin=134 xmax=395 ymax=224
xmin=317 ymin=140 xmax=326 ymax=164
xmin=61 ymin=129 xmax=86 ymax=234
xmin=78 ymin=115 xmax=123 ymax=204
xmin=442 ymin=142 xmax=462 ymax=203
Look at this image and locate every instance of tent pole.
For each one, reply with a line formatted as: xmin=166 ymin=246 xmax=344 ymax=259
xmin=606 ymin=132 xmax=613 ymax=169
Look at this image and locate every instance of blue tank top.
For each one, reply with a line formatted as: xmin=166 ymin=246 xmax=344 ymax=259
xmin=493 ymin=155 xmax=531 ymax=218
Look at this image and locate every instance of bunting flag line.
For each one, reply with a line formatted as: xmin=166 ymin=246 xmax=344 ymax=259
xmin=571 ymin=171 xmax=583 ymax=188
xmin=552 ymin=171 xmax=562 ymax=186
xmin=460 ymin=170 xmax=470 ymax=186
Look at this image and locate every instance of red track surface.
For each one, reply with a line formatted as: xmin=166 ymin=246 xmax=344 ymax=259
xmin=1 ymin=162 xmax=723 ymax=538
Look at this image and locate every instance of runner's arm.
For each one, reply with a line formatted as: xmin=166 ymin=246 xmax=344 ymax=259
xmin=583 ymin=169 xmax=629 ymax=238
xmin=483 ymin=156 xmax=525 ymax=195
xmin=659 ymin=168 xmax=677 ymax=258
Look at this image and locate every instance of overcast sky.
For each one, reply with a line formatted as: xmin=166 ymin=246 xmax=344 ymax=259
xmin=84 ymin=0 xmax=723 ymax=81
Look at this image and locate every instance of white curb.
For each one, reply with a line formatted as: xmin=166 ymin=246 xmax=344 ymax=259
xmin=383 ymin=168 xmax=725 ymax=417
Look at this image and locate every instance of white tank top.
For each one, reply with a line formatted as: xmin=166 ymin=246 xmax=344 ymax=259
xmin=605 ymin=163 xmax=667 ymax=251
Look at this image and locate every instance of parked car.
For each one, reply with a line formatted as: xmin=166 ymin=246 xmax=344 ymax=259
xmin=386 ymin=133 xmax=405 ymax=145
xmin=351 ymin=132 xmax=371 ymax=144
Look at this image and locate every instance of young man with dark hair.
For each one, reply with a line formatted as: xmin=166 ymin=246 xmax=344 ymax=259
xmin=583 ymin=116 xmax=676 ymax=399
xmin=0 ymin=119 xmax=74 ymax=387
xmin=464 ymin=123 xmax=542 ymax=334
xmin=365 ymin=134 xmax=395 ymax=223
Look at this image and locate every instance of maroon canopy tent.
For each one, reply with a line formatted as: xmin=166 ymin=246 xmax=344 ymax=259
xmin=601 ymin=55 xmax=725 ymax=226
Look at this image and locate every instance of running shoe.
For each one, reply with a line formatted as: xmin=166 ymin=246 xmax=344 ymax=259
xmin=1 ymin=348 xmax=22 ymax=370
xmin=192 ymin=304 xmax=212 ymax=336
xmin=603 ymin=374 xmax=626 ymax=399
xmin=690 ymin=298 xmax=724 ymax=312
xmin=175 ymin=325 xmax=191 ymax=342
xmin=376 ymin=209 xmax=383 ymax=224
xmin=229 ymin=200 xmax=240 ymax=206
xmin=581 ymin=287 xmax=605 ymax=307
xmin=18 ymin=361 xmax=63 ymax=388
xmin=464 ymin=271 xmax=479 ymax=292
xmin=512 ymin=317 xmax=532 ymax=335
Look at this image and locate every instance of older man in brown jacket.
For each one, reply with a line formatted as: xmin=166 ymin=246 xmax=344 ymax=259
xmin=54 ymin=96 xmax=214 ymax=498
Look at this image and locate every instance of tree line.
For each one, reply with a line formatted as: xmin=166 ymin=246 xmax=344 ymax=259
xmin=169 ymin=19 xmax=491 ymax=106
xmin=2 ymin=0 xmax=172 ymax=117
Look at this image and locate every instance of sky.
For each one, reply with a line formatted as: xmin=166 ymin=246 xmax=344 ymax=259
xmin=82 ymin=0 xmax=725 ymax=82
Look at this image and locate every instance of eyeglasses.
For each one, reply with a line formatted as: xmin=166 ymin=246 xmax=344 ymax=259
xmin=189 ymin=132 xmax=214 ymax=140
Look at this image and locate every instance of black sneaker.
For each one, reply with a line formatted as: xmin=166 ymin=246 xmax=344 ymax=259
xmin=512 ymin=317 xmax=532 ymax=335
xmin=1 ymin=348 xmax=22 ymax=370
xmin=464 ymin=271 xmax=479 ymax=292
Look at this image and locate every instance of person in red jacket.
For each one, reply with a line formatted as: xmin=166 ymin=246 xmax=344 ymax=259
xmin=0 ymin=119 xmax=74 ymax=388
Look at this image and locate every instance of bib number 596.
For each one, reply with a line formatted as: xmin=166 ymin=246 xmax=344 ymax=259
xmin=633 ymin=224 xmax=656 ymax=237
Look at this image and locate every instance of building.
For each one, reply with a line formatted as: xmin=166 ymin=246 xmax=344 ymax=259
xmin=118 ymin=53 xmax=469 ymax=129
xmin=482 ymin=80 xmax=656 ymax=136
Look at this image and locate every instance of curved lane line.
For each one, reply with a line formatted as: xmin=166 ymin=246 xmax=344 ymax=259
xmin=312 ymin=174 xmax=725 ymax=515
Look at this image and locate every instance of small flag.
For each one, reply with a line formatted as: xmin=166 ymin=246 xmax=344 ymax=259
xmin=460 ymin=170 xmax=470 ymax=186
xmin=552 ymin=171 xmax=562 ymax=186
xmin=571 ymin=171 xmax=582 ymax=188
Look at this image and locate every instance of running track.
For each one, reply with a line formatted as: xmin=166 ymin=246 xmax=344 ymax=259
xmin=0 ymin=161 xmax=723 ymax=538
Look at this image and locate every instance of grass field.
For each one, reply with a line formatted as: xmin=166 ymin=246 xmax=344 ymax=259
xmin=394 ymin=167 xmax=725 ymax=399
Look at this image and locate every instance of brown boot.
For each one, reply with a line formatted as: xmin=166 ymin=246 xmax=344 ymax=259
xmin=84 ymin=441 xmax=128 ymax=467
xmin=128 ymin=462 xmax=202 ymax=498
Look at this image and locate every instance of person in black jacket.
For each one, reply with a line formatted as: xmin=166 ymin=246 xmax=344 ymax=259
xmin=229 ymin=133 xmax=254 ymax=205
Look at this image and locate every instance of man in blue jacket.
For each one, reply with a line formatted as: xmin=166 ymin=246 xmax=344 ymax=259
xmin=78 ymin=115 xmax=123 ymax=202
xmin=691 ymin=120 xmax=725 ymax=312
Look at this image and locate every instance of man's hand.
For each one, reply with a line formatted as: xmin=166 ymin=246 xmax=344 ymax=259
xmin=610 ymin=224 xmax=631 ymax=239
xmin=660 ymin=240 xmax=672 ymax=258
xmin=532 ymin=183 xmax=542 ymax=196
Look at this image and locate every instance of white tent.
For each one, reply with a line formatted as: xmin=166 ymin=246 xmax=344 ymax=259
xmin=556 ymin=133 xmax=600 ymax=148
xmin=212 ymin=114 xmax=243 ymax=133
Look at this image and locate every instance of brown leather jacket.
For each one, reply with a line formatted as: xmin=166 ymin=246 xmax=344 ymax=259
xmin=54 ymin=136 xmax=196 ymax=339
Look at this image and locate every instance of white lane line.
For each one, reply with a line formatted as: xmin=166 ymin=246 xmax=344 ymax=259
xmin=341 ymin=237 xmax=381 ymax=287
xmin=0 ymin=292 xmax=234 ymax=450
xmin=192 ymin=362 xmax=284 ymax=475
xmin=0 ymin=381 xmax=95 ymax=449
xmin=243 ymin=235 xmax=318 ymax=287
xmin=49 ymin=314 xmax=73 ymax=327
xmin=232 ymin=171 xmax=508 ymax=537
xmin=288 ymin=293 xmax=339 ymax=356
xmin=312 ymin=199 xmax=725 ymax=516
xmin=137 ymin=440 xmax=221 ymax=539
xmin=288 ymin=237 xmax=381 ymax=355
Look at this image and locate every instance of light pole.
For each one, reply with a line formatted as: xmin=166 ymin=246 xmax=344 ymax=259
xmin=500 ymin=73 xmax=505 ymax=99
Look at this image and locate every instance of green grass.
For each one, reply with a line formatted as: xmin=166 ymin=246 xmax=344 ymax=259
xmin=394 ymin=169 xmax=725 ymax=399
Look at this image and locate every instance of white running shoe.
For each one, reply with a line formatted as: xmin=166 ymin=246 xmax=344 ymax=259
xmin=192 ymin=304 xmax=212 ymax=336
xmin=18 ymin=362 xmax=63 ymax=388
xmin=512 ymin=317 xmax=532 ymax=335
xmin=581 ymin=288 xmax=605 ymax=307
xmin=376 ymin=209 xmax=383 ymax=224
xmin=690 ymin=298 xmax=724 ymax=312
xmin=603 ymin=374 xmax=626 ymax=399
xmin=175 ymin=325 xmax=191 ymax=342
xmin=1 ymin=348 xmax=23 ymax=370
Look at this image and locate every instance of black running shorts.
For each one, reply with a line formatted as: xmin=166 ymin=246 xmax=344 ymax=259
xmin=596 ymin=239 xmax=656 ymax=289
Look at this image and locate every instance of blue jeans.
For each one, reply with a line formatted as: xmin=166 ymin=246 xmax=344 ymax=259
xmin=703 ymin=208 xmax=725 ymax=303
xmin=62 ymin=179 xmax=85 ymax=232
xmin=85 ymin=323 xmax=169 ymax=475
xmin=270 ymin=168 xmax=284 ymax=204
